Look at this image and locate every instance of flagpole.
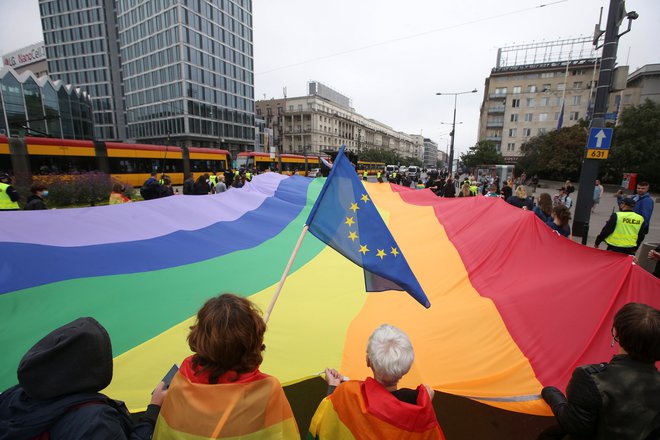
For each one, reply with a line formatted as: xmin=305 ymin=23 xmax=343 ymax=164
xmin=264 ymin=225 xmax=309 ymax=323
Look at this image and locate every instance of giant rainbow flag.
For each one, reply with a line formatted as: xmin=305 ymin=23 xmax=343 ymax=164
xmin=1 ymin=173 xmax=659 ymax=420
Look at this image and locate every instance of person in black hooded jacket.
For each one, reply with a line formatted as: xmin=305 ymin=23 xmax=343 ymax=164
xmin=0 ymin=317 xmax=166 ymax=440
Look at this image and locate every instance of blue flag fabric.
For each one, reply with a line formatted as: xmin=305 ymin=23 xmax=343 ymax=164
xmin=305 ymin=146 xmax=431 ymax=308
xmin=556 ymin=101 xmax=565 ymax=130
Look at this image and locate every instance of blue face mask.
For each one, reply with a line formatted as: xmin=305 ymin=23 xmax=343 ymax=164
xmin=42 ymin=190 xmax=49 ymax=197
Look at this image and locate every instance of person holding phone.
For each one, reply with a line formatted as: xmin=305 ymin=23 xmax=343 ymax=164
xmin=153 ymin=294 xmax=298 ymax=439
xmin=0 ymin=317 xmax=166 ymax=439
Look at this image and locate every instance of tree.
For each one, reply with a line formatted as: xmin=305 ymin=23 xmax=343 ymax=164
xmin=460 ymin=140 xmax=505 ymax=169
xmin=518 ymin=123 xmax=587 ymax=180
xmin=605 ymin=99 xmax=660 ymax=187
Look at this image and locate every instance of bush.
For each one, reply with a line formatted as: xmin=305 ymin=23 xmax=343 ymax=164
xmin=33 ymin=172 xmax=129 ymax=208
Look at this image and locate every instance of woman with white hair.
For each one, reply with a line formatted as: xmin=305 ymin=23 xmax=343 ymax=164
xmin=308 ymin=324 xmax=444 ymax=439
xmin=507 ymin=185 xmax=533 ymax=210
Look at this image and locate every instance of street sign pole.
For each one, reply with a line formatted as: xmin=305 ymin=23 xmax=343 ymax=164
xmin=572 ymin=0 xmax=627 ymax=244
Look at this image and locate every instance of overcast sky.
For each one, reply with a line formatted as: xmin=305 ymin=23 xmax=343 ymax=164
xmin=1 ymin=0 xmax=658 ymax=156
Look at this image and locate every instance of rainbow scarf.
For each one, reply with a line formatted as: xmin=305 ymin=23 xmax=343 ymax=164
xmin=154 ymin=361 xmax=298 ymax=439
xmin=308 ymin=378 xmax=444 ymax=439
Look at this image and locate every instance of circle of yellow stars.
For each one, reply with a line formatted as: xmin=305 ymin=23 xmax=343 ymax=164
xmin=345 ymin=194 xmax=399 ymax=260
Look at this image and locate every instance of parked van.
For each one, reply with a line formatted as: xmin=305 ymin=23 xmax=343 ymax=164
xmin=407 ymin=166 xmax=420 ymax=178
xmin=399 ymin=165 xmax=408 ymax=174
xmin=385 ymin=165 xmax=397 ymax=174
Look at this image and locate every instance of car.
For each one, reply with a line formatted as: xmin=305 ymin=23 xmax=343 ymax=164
xmin=398 ymin=166 xmax=408 ymax=174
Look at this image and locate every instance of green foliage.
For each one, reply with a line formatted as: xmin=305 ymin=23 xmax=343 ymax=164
xmin=518 ymin=124 xmax=587 ymax=180
xmin=460 ymin=140 xmax=505 ymax=169
xmin=605 ymin=100 xmax=660 ymax=187
xmin=34 ymin=172 xmax=118 ymax=207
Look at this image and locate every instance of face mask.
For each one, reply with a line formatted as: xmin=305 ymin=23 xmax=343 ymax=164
xmin=42 ymin=190 xmax=49 ymax=197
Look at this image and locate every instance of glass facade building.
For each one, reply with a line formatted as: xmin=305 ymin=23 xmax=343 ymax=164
xmin=39 ymin=0 xmax=255 ymax=153
xmin=39 ymin=0 xmax=126 ymax=141
xmin=0 ymin=67 xmax=94 ymax=139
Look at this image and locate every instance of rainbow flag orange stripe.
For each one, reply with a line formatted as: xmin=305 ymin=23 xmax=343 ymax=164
xmin=154 ymin=372 xmax=299 ymax=439
xmin=308 ymin=378 xmax=444 ymax=440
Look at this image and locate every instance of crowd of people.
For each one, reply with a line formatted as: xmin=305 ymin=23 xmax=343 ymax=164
xmin=0 ymin=294 xmax=657 ymax=439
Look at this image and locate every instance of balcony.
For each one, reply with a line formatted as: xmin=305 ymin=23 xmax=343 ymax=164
xmin=487 ymin=107 xmax=506 ymax=114
xmin=486 ymin=136 xmax=502 ymax=142
xmin=489 ymin=93 xmax=507 ymax=100
xmin=486 ymin=122 xmax=504 ymax=128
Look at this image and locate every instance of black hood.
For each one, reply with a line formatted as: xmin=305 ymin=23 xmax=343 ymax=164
xmin=17 ymin=317 xmax=113 ymax=400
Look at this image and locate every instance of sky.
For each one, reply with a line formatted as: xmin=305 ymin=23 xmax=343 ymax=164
xmin=1 ymin=0 xmax=658 ymax=156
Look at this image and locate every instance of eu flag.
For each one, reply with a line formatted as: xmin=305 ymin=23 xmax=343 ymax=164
xmin=306 ymin=146 xmax=430 ymax=308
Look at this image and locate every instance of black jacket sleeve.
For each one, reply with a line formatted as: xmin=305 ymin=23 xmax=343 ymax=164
xmin=542 ymin=367 xmax=602 ymax=436
xmin=595 ymin=213 xmax=618 ymax=246
xmin=7 ymin=186 xmax=20 ymax=202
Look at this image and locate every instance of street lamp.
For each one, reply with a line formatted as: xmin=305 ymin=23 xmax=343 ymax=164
xmin=436 ymin=89 xmax=477 ymax=175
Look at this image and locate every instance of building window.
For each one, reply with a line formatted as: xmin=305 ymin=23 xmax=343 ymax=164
xmin=511 ymin=99 xmax=520 ymax=108
xmin=572 ymin=95 xmax=581 ymax=105
xmin=541 ymin=72 xmax=554 ymax=78
xmin=573 ymin=81 xmax=583 ymax=89
xmin=572 ymin=69 xmax=585 ymax=76
xmin=527 ymin=85 xmax=537 ymax=93
xmin=507 ymin=142 xmax=515 ymax=151
xmin=542 ymin=84 xmax=551 ymax=92
xmin=540 ymin=97 xmax=550 ymax=106
xmin=539 ymin=113 xmax=548 ymax=121
xmin=554 ymin=112 xmax=560 ymax=120
xmin=624 ymin=94 xmax=632 ymax=104
xmin=557 ymin=83 xmax=566 ymax=91
xmin=508 ymin=128 xmax=517 ymax=137
xmin=569 ymin=111 xmax=580 ymax=121
xmin=524 ymin=113 xmax=533 ymax=122
xmin=526 ymin=98 xmax=535 ymax=107
xmin=510 ymin=113 xmax=519 ymax=122
xmin=523 ymin=128 xmax=531 ymax=137
xmin=512 ymin=86 xmax=521 ymax=94
xmin=495 ymin=87 xmax=507 ymax=95
xmin=538 ymin=128 xmax=547 ymax=135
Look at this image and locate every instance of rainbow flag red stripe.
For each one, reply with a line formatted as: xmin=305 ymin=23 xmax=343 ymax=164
xmin=308 ymin=378 xmax=444 ymax=439
xmin=154 ymin=372 xmax=298 ymax=439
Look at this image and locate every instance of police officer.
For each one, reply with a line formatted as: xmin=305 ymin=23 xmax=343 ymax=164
xmin=0 ymin=173 xmax=20 ymax=210
xmin=376 ymin=170 xmax=383 ymax=183
xmin=594 ymin=197 xmax=644 ymax=255
xmin=245 ymin=170 xmax=252 ymax=181
xmin=362 ymin=170 xmax=368 ymax=181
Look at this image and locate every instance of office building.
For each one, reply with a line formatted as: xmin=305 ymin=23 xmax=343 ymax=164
xmin=423 ymin=138 xmax=438 ymax=168
xmin=256 ymin=81 xmax=419 ymax=159
xmin=39 ymin=0 xmax=125 ymax=141
xmin=39 ymin=0 xmax=254 ymax=154
xmin=624 ymin=63 xmax=660 ymax=106
xmin=0 ymin=66 xmax=94 ymax=139
xmin=478 ymin=38 xmax=602 ymax=163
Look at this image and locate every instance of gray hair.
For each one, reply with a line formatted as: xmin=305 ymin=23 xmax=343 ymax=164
xmin=367 ymin=324 xmax=414 ymax=386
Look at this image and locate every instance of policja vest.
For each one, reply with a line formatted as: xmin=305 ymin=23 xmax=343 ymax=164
xmin=605 ymin=211 xmax=644 ymax=248
xmin=363 ymin=171 xmax=368 ymax=178
xmin=246 ymin=172 xmax=252 ymax=181
xmin=469 ymin=185 xmax=478 ymax=196
xmin=209 ymin=174 xmax=217 ymax=185
xmin=0 ymin=182 xmax=20 ymax=210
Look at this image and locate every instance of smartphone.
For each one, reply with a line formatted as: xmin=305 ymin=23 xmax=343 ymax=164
xmin=161 ymin=364 xmax=179 ymax=389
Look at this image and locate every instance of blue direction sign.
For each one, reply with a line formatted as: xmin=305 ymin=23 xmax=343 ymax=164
xmin=587 ymin=127 xmax=613 ymax=150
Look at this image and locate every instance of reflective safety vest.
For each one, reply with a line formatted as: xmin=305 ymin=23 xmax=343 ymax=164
xmin=0 ymin=183 xmax=19 ymax=210
xmin=234 ymin=170 xmax=240 ymax=176
xmin=469 ymin=185 xmax=478 ymax=196
xmin=158 ymin=179 xmax=165 ymax=185
xmin=209 ymin=175 xmax=217 ymax=184
xmin=392 ymin=172 xmax=397 ymax=179
xmin=363 ymin=171 xmax=368 ymax=177
xmin=605 ymin=211 xmax=644 ymax=248
xmin=246 ymin=172 xmax=252 ymax=180
xmin=376 ymin=172 xmax=381 ymax=178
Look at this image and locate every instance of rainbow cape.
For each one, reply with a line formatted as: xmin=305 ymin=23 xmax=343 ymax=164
xmin=154 ymin=368 xmax=298 ymax=439
xmin=1 ymin=173 xmax=659 ymax=417
xmin=308 ymin=378 xmax=444 ymax=439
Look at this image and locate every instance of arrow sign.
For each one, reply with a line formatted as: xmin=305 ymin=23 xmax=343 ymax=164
xmin=587 ymin=127 xmax=613 ymax=150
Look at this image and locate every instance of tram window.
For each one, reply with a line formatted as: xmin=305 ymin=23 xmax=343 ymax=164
xmin=30 ymin=155 xmax=97 ymax=174
xmin=0 ymin=154 xmax=11 ymax=174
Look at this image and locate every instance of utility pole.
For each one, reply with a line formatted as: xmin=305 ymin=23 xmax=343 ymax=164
xmin=572 ymin=0 xmax=637 ymax=243
xmin=278 ymin=87 xmax=287 ymax=174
